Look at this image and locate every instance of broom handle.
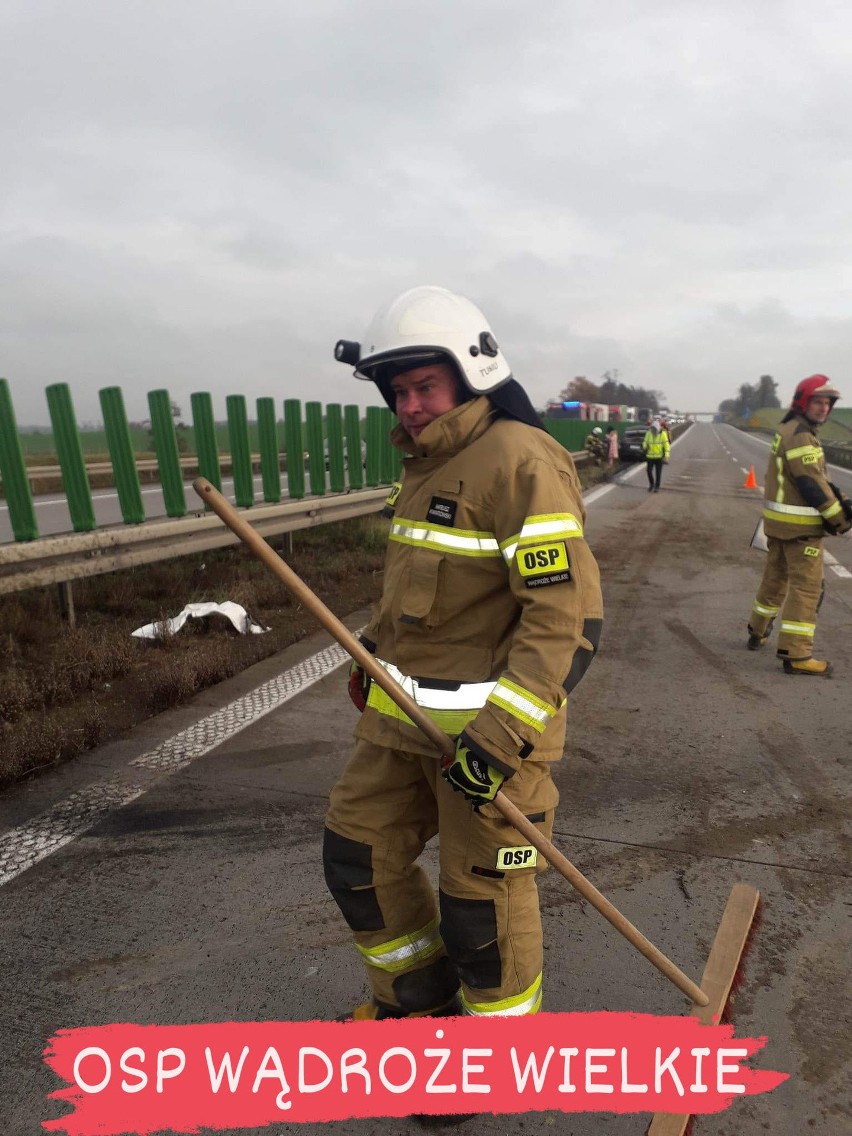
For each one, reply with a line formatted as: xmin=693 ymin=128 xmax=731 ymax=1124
xmin=193 ymin=477 xmax=709 ymax=1008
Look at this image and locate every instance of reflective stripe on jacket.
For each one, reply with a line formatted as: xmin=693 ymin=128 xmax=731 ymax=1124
xmin=763 ymin=414 xmax=842 ymax=539
xmin=356 ymin=396 xmax=604 ymax=773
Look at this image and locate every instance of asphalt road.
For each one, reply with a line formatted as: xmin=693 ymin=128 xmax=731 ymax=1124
xmin=1 ymin=422 xmax=850 ymax=1135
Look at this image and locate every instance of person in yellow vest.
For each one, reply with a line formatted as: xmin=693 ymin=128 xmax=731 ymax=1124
xmin=747 ymin=375 xmax=852 ymax=675
xmin=642 ymin=419 xmax=670 ymax=492
xmin=328 ymin=286 xmax=603 ymax=1020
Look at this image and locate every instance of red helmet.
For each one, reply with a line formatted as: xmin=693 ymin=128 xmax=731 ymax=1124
xmin=790 ymin=374 xmax=841 ymax=415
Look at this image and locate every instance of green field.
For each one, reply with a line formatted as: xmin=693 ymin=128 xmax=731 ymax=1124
xmin=746 ymin=406 xmax=852 ymax=443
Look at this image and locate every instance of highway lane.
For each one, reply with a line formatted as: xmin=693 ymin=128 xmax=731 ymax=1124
xmin=0 ymin=422 xmax=850 ymax=1135
xmin=0 ymin=473 xmax=293 ymax=545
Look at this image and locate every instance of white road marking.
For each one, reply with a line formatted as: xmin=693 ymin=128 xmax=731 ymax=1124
xmin=0 ymin=641 xmax=354 ymax=887
xmin=583 ymin=483 xmax=615 ymax=505
xmin=825 ymin=549 xmax=852 ymax=579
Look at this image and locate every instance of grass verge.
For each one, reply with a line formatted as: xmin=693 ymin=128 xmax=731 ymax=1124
xmin=0 ymin=459 xmax=615 ymax=792
xmin=0 ymin=515 xmax=387 ymax=789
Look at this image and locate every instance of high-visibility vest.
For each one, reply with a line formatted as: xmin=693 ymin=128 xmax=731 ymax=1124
xmin=642 ymin=430 xmax=670 ymax=460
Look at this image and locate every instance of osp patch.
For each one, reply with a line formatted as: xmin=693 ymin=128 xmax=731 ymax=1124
xmin=804 ymin=545 xmax=821 ymax=557
xmin=385 ymin=482 xmax=402 ymax=508
xmin=496 ymin=845 xmax=538 ymax=870
xmin=516 ymin=542 xmax=571 ymax=588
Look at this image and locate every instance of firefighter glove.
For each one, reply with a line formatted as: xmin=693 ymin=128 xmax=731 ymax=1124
xmin=442 ymin=732 xmax=506 ymax=806
xmin=347 ymin=662 xmax=371 ymax=712
xmin=347 ymin=636 xmax=376 ymax=712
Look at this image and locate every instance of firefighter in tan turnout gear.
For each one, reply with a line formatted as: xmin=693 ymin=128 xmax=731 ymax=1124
xmin=326 ymin=286 xmax=603 ymax=1020
xmin=747 ymin=375 xmax=852 ymax=675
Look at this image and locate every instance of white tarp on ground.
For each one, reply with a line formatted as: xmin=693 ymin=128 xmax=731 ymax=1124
xmin=132 ymin=601 xmax=270 ymax=640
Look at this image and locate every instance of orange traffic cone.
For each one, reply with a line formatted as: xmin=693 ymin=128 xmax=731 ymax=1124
xmin=743 ymin=465 xmax=758 ymax=489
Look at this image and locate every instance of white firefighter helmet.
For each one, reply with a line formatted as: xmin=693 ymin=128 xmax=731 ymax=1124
xmin=335 ymin=285 xmax=512 ymax=396
xmin=592 ymin=426 xmax=603 ymax=435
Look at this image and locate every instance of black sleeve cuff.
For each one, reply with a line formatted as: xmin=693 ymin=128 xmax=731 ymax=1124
xmin=459 ymin=729 xmax=521 ymax=779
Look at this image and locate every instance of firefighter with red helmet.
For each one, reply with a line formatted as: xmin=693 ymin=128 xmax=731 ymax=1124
xmin=747 ymin=375 xmax=852 ymax=675
xmin=327 ymin=286 xmax=603 ymax=1020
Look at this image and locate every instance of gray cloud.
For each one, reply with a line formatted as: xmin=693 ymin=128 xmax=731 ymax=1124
xmin=2 ymin=0 xmax=851 ymax=425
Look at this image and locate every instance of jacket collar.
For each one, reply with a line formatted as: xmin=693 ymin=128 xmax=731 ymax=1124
xmin=782 ymin=410 xmax=820 ymax=433
xmin=391 ymin=396 xmax=497 ymax=458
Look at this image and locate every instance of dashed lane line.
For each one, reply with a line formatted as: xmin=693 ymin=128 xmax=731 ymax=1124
xmin=825 ymin=549 xmax=852 ymax=579
xmin=0 ymin=641 xmax=352 ymax=888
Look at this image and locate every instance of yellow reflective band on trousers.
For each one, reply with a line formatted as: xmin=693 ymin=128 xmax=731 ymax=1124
xmin=500 ymin=513 xmax=583 ymax=562
xmin=355 ymin=916 xmax=444 ymax=973
xmin=781 ymin=620 xmax=816 ymax=636
xmin=488 ymin=678 xmax=556 ymax=734
xmin=389 ymin=518 xmax=501 ymax=558
xmin=365 ymin=659 xmax=496 ymax=734
xmin=462 ymin=973 xmax=543 ymax=1016
xmin=751 ymin=601 xmax=779 ymax=618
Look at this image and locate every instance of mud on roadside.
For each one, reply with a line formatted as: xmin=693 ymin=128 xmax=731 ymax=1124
xmin=0 ymin=461 xmax=617 ymax=792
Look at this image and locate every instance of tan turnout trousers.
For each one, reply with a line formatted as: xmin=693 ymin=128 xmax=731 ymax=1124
xmin=323 ymin=738 xmax=558 ymax=1016
xmin=750 ymin=535 xmax=825 ymax=659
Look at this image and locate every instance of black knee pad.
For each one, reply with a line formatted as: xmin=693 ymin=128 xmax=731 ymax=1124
xmin=392 ymin=955 xmax=460 ymax=1012
xmin=439 ymin=890 xmax=502 ymax=990
xmin=322 ymin=827 xmax=384 ymax=932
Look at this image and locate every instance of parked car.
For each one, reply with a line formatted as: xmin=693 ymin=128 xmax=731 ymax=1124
xmin=619 ymin=426 xmax=647 ymax=462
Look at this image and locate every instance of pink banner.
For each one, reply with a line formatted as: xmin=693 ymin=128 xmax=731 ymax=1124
xmin=43 ymin=1012 xmax=787 ymax=1133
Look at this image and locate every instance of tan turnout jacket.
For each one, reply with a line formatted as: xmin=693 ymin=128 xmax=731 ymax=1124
xmin=763 ymin=414 xmax=845 ymax=539
xmin=357 ymin=396 xmax=604 ymax=775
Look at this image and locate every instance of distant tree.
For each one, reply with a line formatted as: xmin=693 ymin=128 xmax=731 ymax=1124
xmin=555 ymin=374 xmax=660 ymax=413
xmin=756 ymin=374 xmax=780 ymax=409
xmin=561 ymin=376 xmax=602 ymax=403
xmin=732 ymin=383 xmax=757 ymax=418
xmin=599 ymin=369 xmax=621 ymax=403
xmin=719 ymin=376 xmax=780 ymax=418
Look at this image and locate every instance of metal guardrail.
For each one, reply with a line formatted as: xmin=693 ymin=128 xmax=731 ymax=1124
xmin=0 ymin=442 xmax=611 ymax=600
xmin=0 ymin=488 xmax=389 ymax=596
xmin=23 ymin=453 xmax=257 ymax=478
xmin=824 ymin=443 xmax=852 ymax=471
xmin=735 ymin=425 xmax=852 ymax=471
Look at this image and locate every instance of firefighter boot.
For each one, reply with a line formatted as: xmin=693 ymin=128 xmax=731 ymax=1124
xmin=336 ymin=995 xmax=461 ymax=1022
xmin=782 ymin=657 xmax=833 ymax=677
xmin=747 ymin=621 xmax=773 ymax=650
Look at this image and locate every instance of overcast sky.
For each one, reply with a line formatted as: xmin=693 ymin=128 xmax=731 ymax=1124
xmin=2 ymin=0 xmax=851 ymax=427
